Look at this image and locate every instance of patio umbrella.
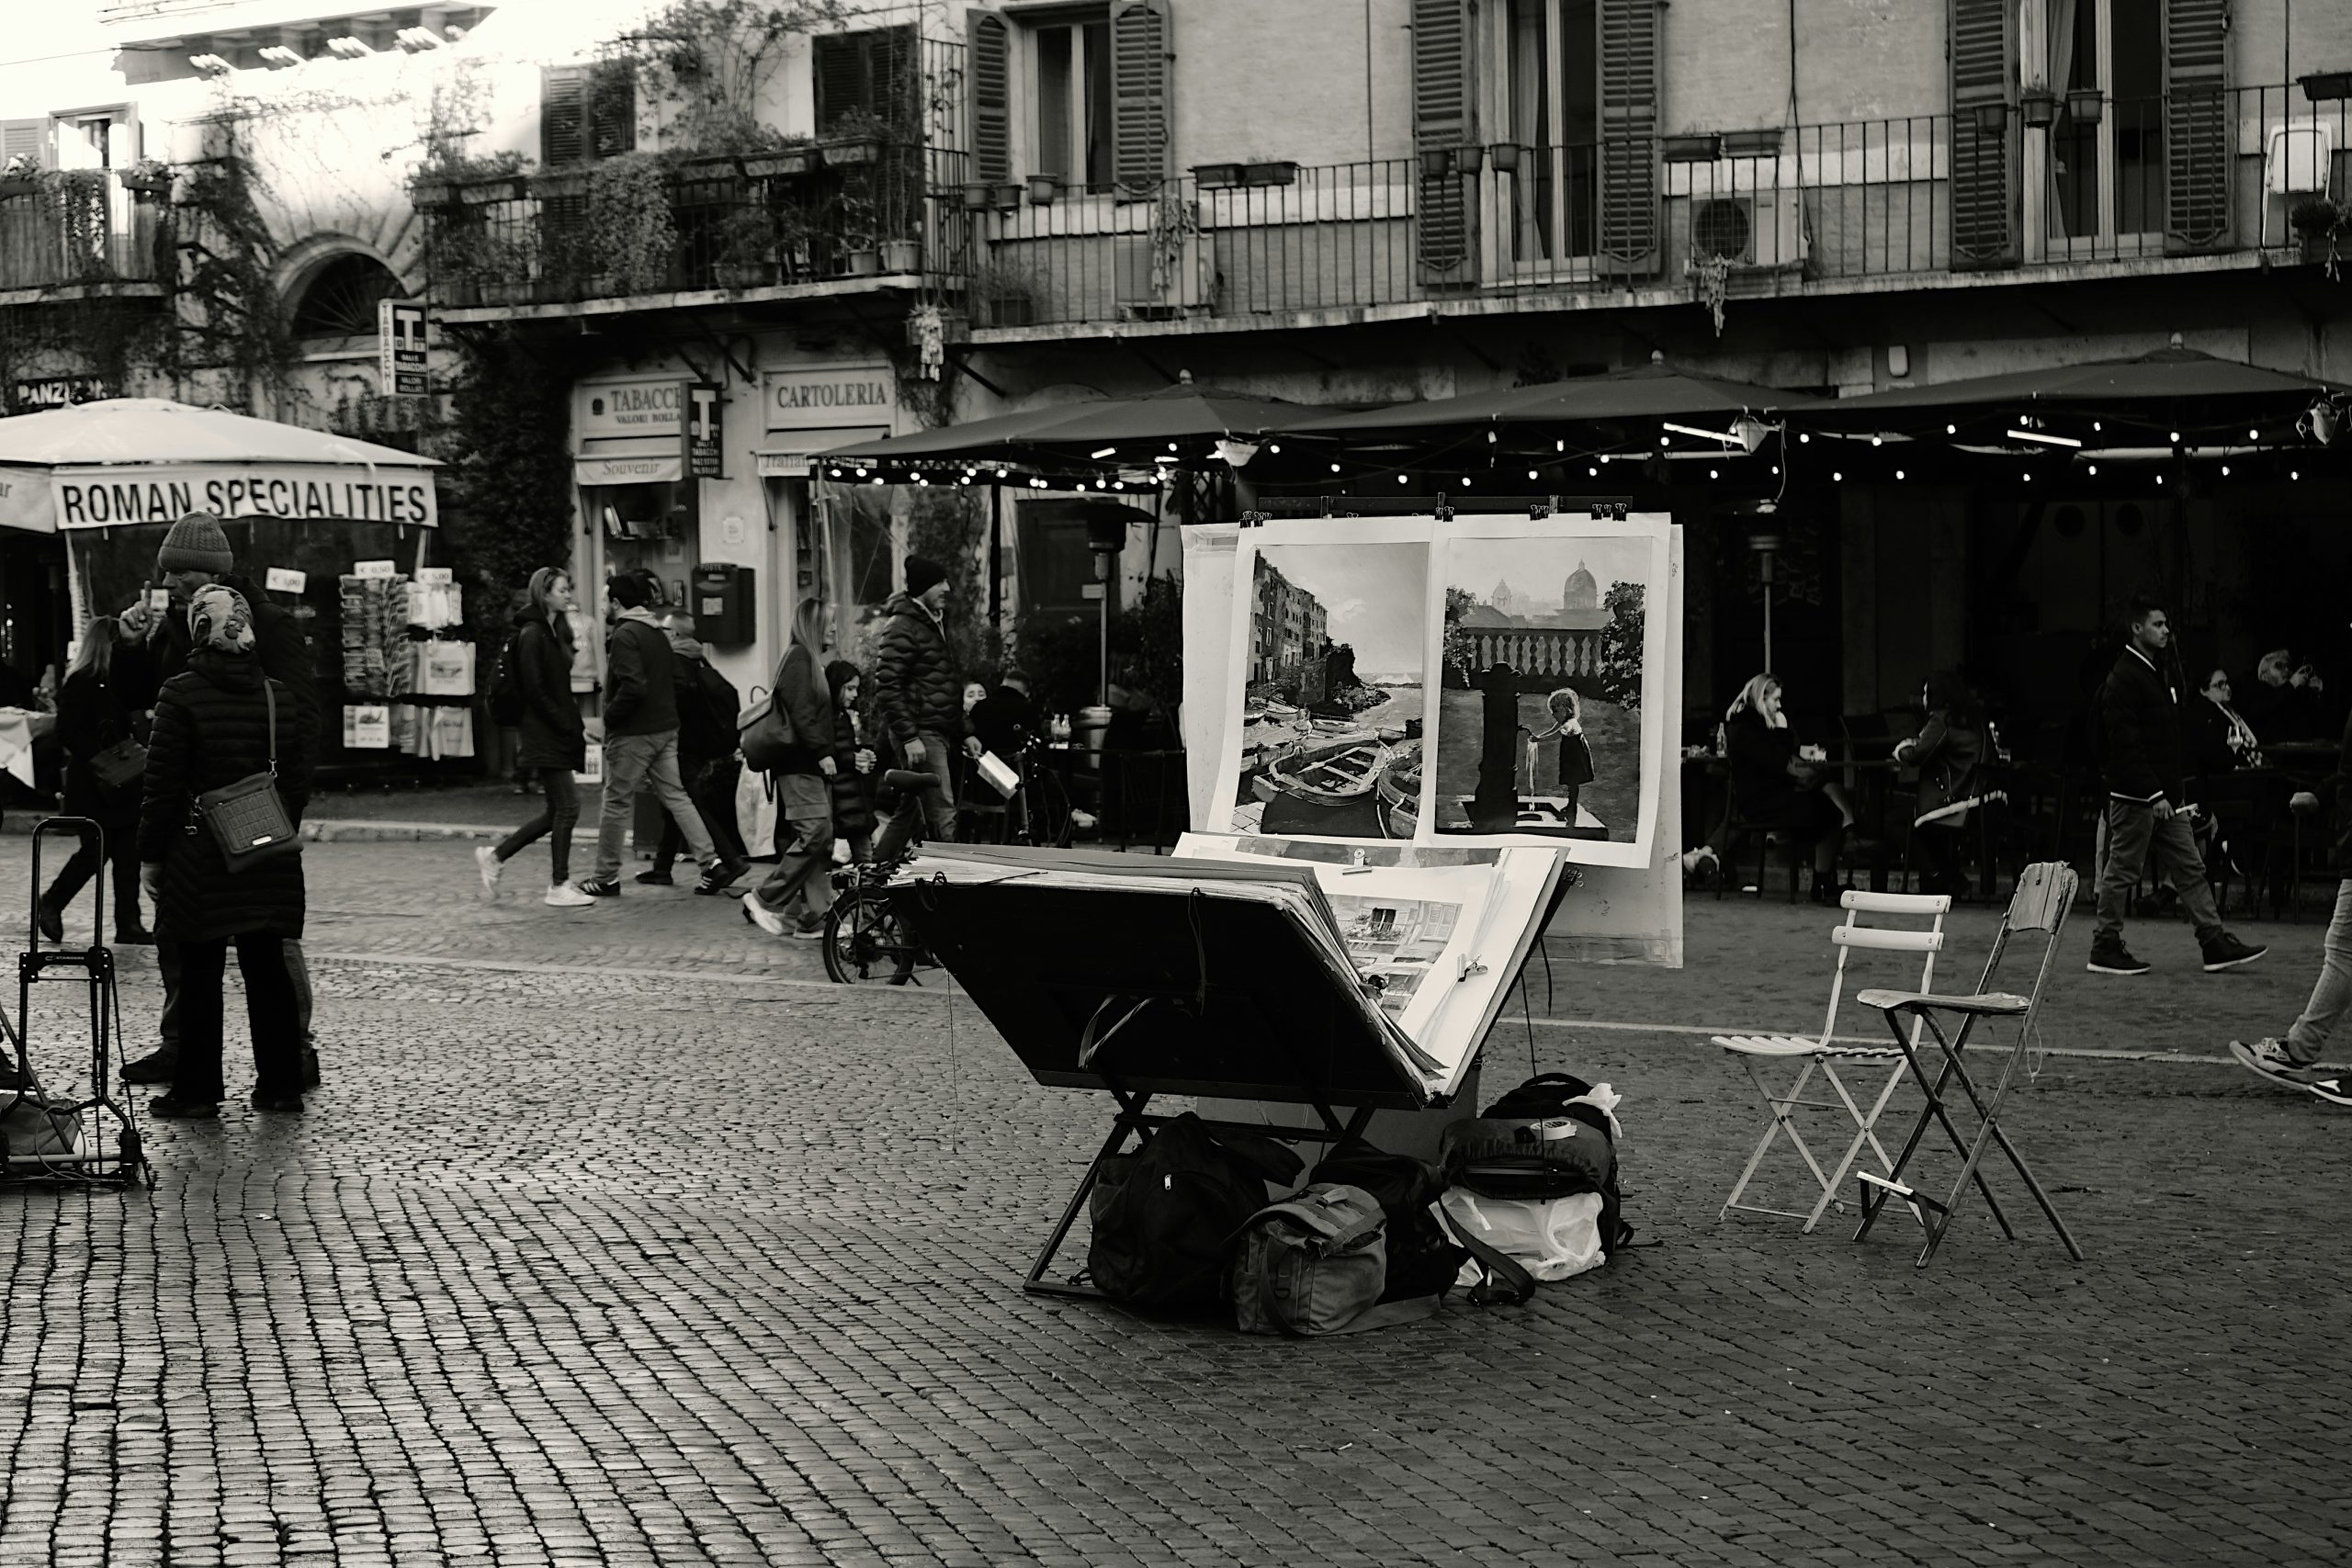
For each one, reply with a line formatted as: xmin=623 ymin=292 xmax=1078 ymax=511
xmin=1283 ymin=358 xmax=1826 ymax=438
xmin=1815 ymin=346 xmax=2347 ymax=413
xmin=0 ymin=398 xmax=439 ymax=535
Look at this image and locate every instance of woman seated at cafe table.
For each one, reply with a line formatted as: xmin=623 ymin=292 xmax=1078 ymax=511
xmin=1723 ymin=672 xmax=1854 ymax=903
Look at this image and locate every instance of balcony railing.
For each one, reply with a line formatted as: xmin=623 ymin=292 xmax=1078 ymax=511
xmin=959 ymin=82 xmax=2352 ymax=332
xmin=0 ymin=169 xmax=173 ymax=293
xmin=418 ymin=140 xmax=968 ymax=310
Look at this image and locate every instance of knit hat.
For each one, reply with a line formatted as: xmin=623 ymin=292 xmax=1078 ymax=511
xmin=156 ymin=511 xmax=234 ymax=576
xmin=903 ymin=555 xmax=948 ymax=599
xmin=188 ymin=584 xmax=254 ymax=654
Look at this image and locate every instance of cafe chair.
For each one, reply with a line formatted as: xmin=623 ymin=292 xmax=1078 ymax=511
xmin=1715 ymin=889 xmax=1952 ymax=1232
xmin=1716 ymin=774 xmax=1804 ymax=903
xmin=1851 ymin=862 xmax=2086 ymax=1269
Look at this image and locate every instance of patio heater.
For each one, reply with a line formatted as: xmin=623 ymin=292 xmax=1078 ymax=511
xmin=1748 ymin=528 xmax=1783 ymax=671
xmin=1087 ymin=515 xmax=1126 ymax=702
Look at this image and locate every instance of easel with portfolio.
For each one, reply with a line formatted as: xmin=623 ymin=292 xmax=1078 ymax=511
xmin=884 ymin=845 xmax=1567 ymax=1299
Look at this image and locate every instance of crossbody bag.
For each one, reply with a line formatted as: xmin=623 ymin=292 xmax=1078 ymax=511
xmin=189 ymin=680 xmax=300 ymax=871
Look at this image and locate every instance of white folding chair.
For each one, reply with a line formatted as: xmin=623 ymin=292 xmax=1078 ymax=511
xmin=1715 ymin=889 xmax=1951 ymax=1232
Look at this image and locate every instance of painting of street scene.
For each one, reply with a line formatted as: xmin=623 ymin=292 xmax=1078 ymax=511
xmin=1220 ymin=537 xmax=1428 ymax=840
xmin=1425 ymin=533 xmax=1658 ymax=844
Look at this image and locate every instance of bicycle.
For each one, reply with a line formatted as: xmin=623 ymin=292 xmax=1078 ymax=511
xmin=961 ymin=734 xmax=1074 ymax=849
xmin=820 ymin=766 xmax=947 ymax=987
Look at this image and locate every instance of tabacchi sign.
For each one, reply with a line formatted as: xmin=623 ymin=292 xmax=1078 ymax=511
xmin=763 ymin=366 xmax=894 ymax=432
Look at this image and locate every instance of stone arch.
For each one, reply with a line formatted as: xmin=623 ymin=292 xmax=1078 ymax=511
xmin=277 ymin=236 xmax=411 ymax=339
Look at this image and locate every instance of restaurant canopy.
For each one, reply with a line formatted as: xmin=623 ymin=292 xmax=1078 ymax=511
xmin=819 ymin=378 xmax=1333 ymax=478
xmin=0 ymin=399 xmax=440 ymax=535
xmin=1284 ymin=358 xmax=1826 ymax=438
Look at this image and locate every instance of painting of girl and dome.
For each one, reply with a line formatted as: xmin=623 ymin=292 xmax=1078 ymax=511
xmin=1430 ymin=537 xmax=1651 ymax=842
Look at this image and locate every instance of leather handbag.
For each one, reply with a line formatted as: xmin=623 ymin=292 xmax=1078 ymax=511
xmin=190 ymin=681 xmax=300 ymax=872
xmin=736 ymin=655 xmax=797 ymax=773
xmin=87 ymin=737 xmax=148 ymax=791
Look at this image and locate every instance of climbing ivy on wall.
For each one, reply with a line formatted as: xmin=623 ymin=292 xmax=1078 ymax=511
xmin=439 ymin=326 xmax=579 ymax=642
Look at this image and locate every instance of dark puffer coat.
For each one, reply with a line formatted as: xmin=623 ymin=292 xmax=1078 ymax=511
xmin=831 ymin=699 xmax=876 ymax=842
xmin=868 ymin=593 xmax=959 ymax=747
xmin=514 ymin=612 xmax=585 ymax=772
xmin=137 ymin=650 xmax=317 ymax=942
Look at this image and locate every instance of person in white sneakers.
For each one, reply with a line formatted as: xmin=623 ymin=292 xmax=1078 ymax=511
xmin=475 ymin=568 xmax=594 ymax=908
xmin=2231 ymin=709 xmax=2352 ymax=1107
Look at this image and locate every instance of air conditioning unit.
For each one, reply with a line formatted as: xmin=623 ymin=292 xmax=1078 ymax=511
xmin=1685 ymin=189 xmax=1808 ymax=271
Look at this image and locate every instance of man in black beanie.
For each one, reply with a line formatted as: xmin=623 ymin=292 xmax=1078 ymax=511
xmin=116 ymin=511 xmax=323 ymax=1089
xmin=870 ymin=554 xmax=962 ymax=858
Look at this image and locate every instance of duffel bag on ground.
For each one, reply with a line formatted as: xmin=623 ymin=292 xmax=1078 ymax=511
xmin=1087 ymin=1112 xmax=1303 ymax=1313
xmin=1232 ymin=1182 xmax=1446 ymax=1336
xmin=1307 ymin=1140 xmax=1466 ymax=1303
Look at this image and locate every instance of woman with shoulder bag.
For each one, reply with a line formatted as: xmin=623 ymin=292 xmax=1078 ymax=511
xmin=742 ymin=598 xmax=838 ymax=939
xmin=140 ymin=586 xmax=317 ymax=1118
xmin=474 ymin=568 xmax=594 ymax=908
xmin=38 ymin=615 xmax=153 ymax=945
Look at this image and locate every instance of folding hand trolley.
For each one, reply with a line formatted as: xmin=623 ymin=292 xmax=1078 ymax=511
xmin=0 ymin=819 xmax=153 ymax=1187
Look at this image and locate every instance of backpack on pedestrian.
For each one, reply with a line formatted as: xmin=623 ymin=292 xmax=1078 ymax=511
xmin=677 ymin=660 xmax=739 ymax=761
xmin=1085 ymin=1112 xmax=1302 ymax=1313
xmin=489 ymin=631 xmax=526 ymax=727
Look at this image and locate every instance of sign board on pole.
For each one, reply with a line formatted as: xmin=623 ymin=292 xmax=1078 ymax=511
xmin=684 ymin=380 xmax=724 ymax=479
xmin=414 ymin=566 xmax=453 ymax=585
xmin=264 ymin=567 xmax=308 ymax=594
xmin=379 ymin=299 xmax=429 ymax=396
xmin=353 ymin=558 xmax=398 ymax=580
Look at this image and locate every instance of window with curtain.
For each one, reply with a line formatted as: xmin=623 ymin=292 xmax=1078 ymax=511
xmin=2047 ymin=0 xmax=2163 ymax=244
xmin=1034 ymin=15 xmax=1113 ymax=189
xmin=1503 ymin=0 xmax=1599 ymax=264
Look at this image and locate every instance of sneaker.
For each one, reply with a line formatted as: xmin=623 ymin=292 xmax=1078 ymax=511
xmin=741 ymin=898 xmax=786 ymax=937
xmin=250 ymin=1092 xmax=304 ymax=1114
xmin=147 ymin=1094 xmax=219 ymax=1119
xmin=119 ymin=1045 xmax=180 ymax=1085
xmin=2201 ymin=933 xmax=2267 ymax=973
xmin=633 ymin=869 xmax=676 ymax=886
xmin=2229 ymin=1037 xmax=2320 ymax=1089
xmin=113 ymin=927 xmax=155 ymax=946
xmin=575 ymin=878 xmax=621 ymax=899
xmin=696 ymin=859 xmax=750 ymax=896
xmin=475 ymin=845 xmax=503 ymax=896
xmin=2087 ymin=942 xmax=2151 ymax=976
xmin=543 ymin=882 xmax=596 ymax=908
xmin=2306 ymin=1074 xmax=2352 ymax=1108
xmin=788 ymin=916 xmax=827 ymax=941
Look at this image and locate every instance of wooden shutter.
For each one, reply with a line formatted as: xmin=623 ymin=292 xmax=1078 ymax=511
xmin=1598 ymin=0 xmax=1660 ymax=275
xmin=1111 ymin=0 xmax=1171 ymax=195
xmin=588 ymin=60 xmax=638 ymax=160
xmin=1411 ymin=0 xmax=1475 ymax=284
xmin=2165 ymin=0 xmax=2229 ymax=252
xmin=1948 ymin=0 xmax=2017 ymax=269
xmin=1 ymin=118 xmax=50 ymax=171
xmin=541 ymin=67 xmax=586 ymax=167
xmin=816 ymin=26 xmax=920 ymax=136
xmin=813 ymin=32 xmax=863 ymax=134
xmin=967 ymin=9 xmax=1012 ymax=183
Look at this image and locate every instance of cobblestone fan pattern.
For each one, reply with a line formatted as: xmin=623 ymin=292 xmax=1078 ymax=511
xmin=0 ymin=840 xmax=2345 ymax=1566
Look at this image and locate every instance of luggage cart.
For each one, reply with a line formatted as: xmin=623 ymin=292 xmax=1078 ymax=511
xmin=0 ymin=818 xmax=151 ymax=1187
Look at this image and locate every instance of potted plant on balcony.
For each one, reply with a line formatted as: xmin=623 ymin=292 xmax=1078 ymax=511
xmin=589 ymin=152 xmax=678 ymax=295
xmin=1192 ymin=162 xmax=1244 ymax=190
xmin=119 ymin=158 xmax=173 ymax=199
xmin=713 ymin=200 xmax=778 ymax=289
xmin=0 ymin=154 xmax=34 ymax=200
xmin=878 ymin=233 xmax=922 ymax=273
xmin=822 ymin=108 xmax=889 ymax=168
xmin=2293 ymin=197 xmax=2346 ymax=276
xmin=477 ymin=233 xmax=539 ymax=307
xmin=738 ymin=133 xmax=816 ymax=181
xmin=837 ymin=186 xmax=882 ymax=276
xmin=1240 ymin=160 xmax=1298 ymax=187
xmin=973 ymin=258 xmax=1042 ymax=328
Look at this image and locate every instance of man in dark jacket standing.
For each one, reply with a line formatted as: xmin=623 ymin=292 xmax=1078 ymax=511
xmin=115 ymin=512 xmax=322 ymax=1089
xmin=580 ymin=573 xmax=744 ymax=897
xmin=870 ymin=556 xmax=961 ymax=859
xmin=2230 ymin=701 xmax=2352 ymax=1107
xmin=2090 ymin=595 xmax=2265 ymax=976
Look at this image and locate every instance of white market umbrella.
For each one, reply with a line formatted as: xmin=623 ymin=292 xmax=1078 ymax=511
xmin=0 ymin=398 xmax=439 ymax=535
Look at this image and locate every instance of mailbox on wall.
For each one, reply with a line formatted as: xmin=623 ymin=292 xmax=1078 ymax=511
xmin=691 ymin=562 xmax=754 ymax=646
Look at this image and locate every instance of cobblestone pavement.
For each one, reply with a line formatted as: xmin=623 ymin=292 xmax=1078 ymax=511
xmin=0 ymin=840 xmax=2346 ymax=1566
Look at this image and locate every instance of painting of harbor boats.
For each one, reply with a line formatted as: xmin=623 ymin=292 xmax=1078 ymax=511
xmin=1218 ymin=534 xmax=1428 ymax=840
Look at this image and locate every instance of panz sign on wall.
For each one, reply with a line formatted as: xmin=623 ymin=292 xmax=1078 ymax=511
xmin=45 ymin=466 xmax=438 ymax=529
xmin=10 ymin=377 xmax=119 ymax=413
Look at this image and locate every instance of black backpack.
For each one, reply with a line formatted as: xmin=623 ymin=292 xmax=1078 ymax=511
xmin=1087 ymin=1113 xmax=1303 ymax=1313
xmin=1314 ymin=1139 xmax=1536 ymax=1307
xmin=1443 ymin=1072 xmax=1635 ymax=1258
xmin=676 ymin=661 xmax=740 ymax=761
xmin=489 ymin=631 xmax=526 ymax=726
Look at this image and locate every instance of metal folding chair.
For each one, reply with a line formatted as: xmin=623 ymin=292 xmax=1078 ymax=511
xmin=1715 ymin=890 xmax=1951 ymax=1232
xmin=1852 ymin=862 xmax=2086 ymax=1268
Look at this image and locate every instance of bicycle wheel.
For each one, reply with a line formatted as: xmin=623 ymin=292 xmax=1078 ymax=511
xmin=820 ymin=886 xmax=919 ymax=985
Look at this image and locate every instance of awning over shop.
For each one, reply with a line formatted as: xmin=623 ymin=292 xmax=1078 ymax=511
xmin=756 ymin=427 xmax=888 ymax=478
xmin=0 ymin=399 xmax=438 ymax=534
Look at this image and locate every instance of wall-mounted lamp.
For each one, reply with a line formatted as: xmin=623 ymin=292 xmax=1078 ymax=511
xmin=2020 ymin=91 xmax=2058 ymax=130
xmin=1971 ymin=101 xmax=2009 ymax=136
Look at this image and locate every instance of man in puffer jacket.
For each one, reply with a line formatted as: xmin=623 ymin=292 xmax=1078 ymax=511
xmin=2230 ymin=701 xmax=2352 ymax=1108
xmin=870 ymin=556 xmax=962 ymax=859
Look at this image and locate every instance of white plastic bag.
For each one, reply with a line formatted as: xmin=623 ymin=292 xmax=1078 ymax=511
xmin=1440 ymin=1189 xmax=1606 ymax=1284
xmin=735 ymin=765 xmax=776 ymax=858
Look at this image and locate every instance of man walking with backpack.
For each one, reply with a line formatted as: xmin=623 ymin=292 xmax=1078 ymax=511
xmin=637 ymin=614 xmax=750 ymax=885
xmin=577 ymin=573 xmax=747 ymax=898
xmin=870 ymin=556 xmax=962 ymax=860
xmin=2088 ymin=594 xmax=2266 ymax=977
